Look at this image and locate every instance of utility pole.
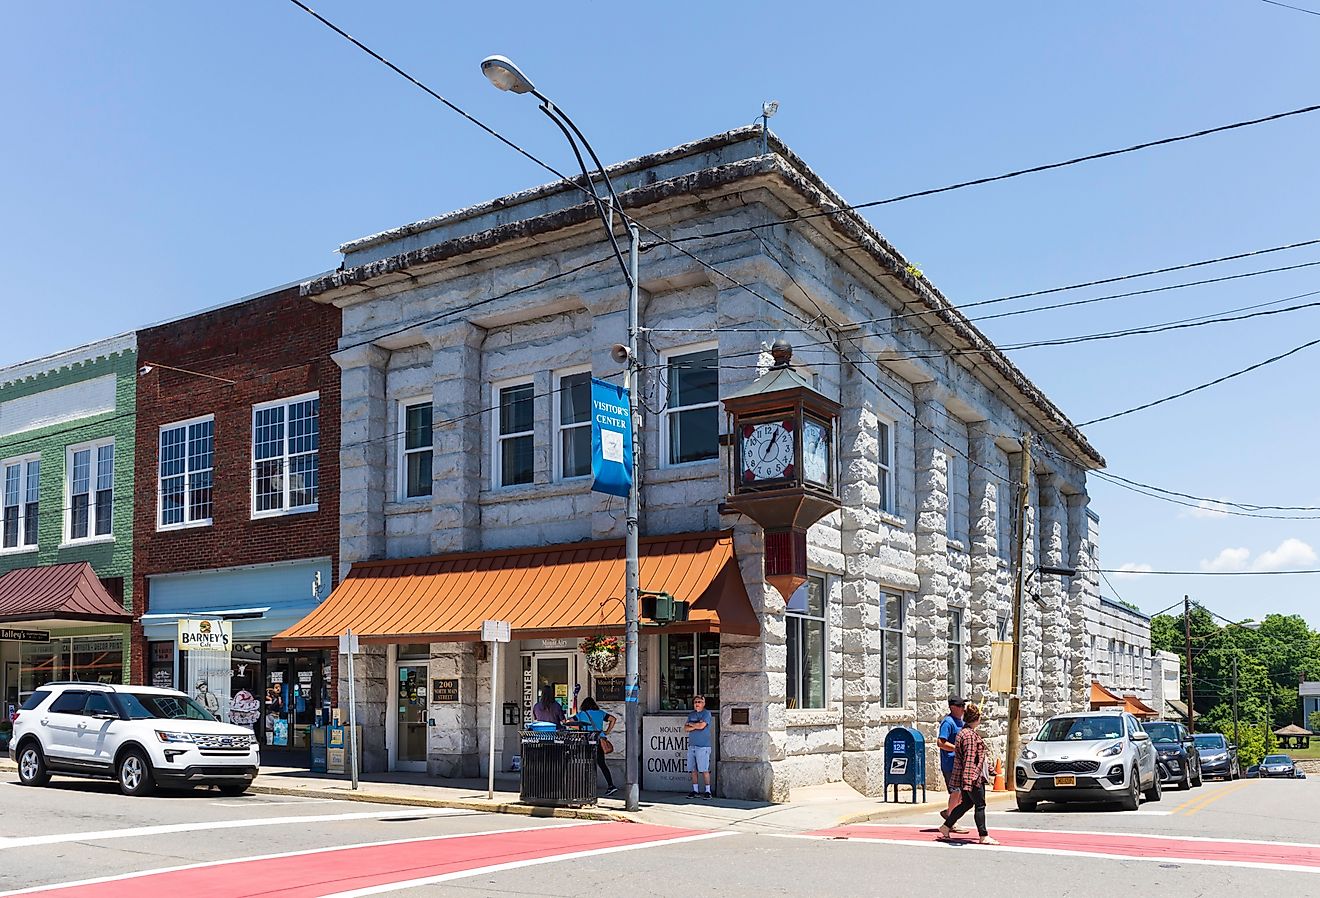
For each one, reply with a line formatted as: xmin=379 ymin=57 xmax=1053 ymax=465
xmin=1231 ymin=652 xmax=1240 ymax=749
xmin=623 ymin=223 xmax=642 ymax=812
xmin=1184 ymin=595 xmax=1195 ymax=735
xmin=1005 ymin=433 xmax=1033 ymax=790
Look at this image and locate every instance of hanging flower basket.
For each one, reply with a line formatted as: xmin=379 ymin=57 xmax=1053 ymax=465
xmin=581 ymin=635 xmax=621 ymax=674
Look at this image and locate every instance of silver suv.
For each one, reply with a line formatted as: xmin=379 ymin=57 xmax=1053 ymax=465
xmin=9 ymin=682 xmax=259 ymax=796
xmin=1015 ymin=710 xmax=1161 ymax=811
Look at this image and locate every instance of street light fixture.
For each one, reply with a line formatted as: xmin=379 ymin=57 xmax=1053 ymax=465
xmin=481 ymin=54 xmax=643 ymax=811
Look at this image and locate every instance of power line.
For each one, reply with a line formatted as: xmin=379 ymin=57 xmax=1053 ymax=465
xmin=1259 ymin=0 xmax=1320 ymax=16
xmin=662 ymin=103 xmax=1320 ymax=242
xmin=1070 ymin=334 xmax=1320 ymax=428
xmin=1095 ymin=567 xmax=1320 ymax=575
xmin=1094 ymin=470 xmax=1320 ymax=513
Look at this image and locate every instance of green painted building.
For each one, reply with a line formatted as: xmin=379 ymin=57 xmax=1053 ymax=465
xmin=0 ymin=334 xmax=137 ymax=720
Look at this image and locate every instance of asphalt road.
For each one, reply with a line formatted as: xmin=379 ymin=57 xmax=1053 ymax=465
xmin=1 ymin=774 xmax=1317 ymax=896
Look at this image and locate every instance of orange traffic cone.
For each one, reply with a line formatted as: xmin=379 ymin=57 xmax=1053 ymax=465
xmin=992 ymin=757 xmax=1006 ymax=792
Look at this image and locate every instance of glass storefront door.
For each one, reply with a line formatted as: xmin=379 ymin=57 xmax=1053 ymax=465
xmin=522 ymin=653 xmax=578 ymax=720
xmin=395 ymin=662 xmax=428 ymax=770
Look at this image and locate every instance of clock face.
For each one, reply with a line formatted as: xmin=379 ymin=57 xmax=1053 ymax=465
xmin=742 ymin=420 xmax=795 ymax=482
xmin=803 ymin=418 xmax=831 ymax=486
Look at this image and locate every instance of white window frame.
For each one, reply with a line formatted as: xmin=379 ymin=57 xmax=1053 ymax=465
xmin=552 ymin=365 xmax=593 ymax=481
xmin=491 ymin=378 xmax=536 ymax=489
xmin=947 ymin=607 xmax=965 ymax=697
xmin=64 ymin=437 xmax=114 ymax=545
xmin=877 ymin=416 xmax=896 ymax=514
xmin=880 ymin=591 xmax=905 ymax=707
xmin=660 ymin=342 xmax=720 ymax=468
xmin=157 ymin=415 xmax=215 ymax=530
xmin=396 ymin=397 xmax=434 ymax=501
xmin=251 ymin=391 xmax=320 ymax=519
xmin=0 ymin=453 xmax=40 ymax=553
xmin=786 ymin=572 xmax=830 ymax=710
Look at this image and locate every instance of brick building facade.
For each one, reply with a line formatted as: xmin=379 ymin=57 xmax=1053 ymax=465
xmin=132 ymin=285 xmax=341 ymax=762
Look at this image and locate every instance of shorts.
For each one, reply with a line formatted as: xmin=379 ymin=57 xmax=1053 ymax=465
xmin=688 ymin=745 xmax=712 ymax=774
xmin=943 ymin=769 xmax=956 ymax=792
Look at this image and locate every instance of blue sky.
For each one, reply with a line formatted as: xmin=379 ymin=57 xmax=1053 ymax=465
xmin=3 ymin=2 xmax=1318 ymax=625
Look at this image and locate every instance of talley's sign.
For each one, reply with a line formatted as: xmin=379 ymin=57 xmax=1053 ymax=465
xmin=177 ymin=618 xmax=233 ymax=651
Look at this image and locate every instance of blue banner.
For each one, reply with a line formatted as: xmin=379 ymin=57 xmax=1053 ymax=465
xmin=590 ymin=378 xmax=633 ymax=498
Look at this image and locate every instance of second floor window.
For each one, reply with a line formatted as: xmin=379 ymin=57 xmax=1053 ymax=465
xmin=663 ymin=347 xmax=719 ymax=465
xmin=496 ymin=382 xmax=534 ymax=487
xmin=253 ymin=394 xmax=319 ymax=516
xmin=68 ymin=440 xmax=114 ymax=541
xmin=1 ymin=456 xmax=39 ymax=550
xmin=159 ymin=417 xmax=214 ymax=528
xmin=400 ymin=400 xmax=433 ymax=499
xmin=877 ymin=419 xmax=894 ymax=514
xmin=556 ymin=371 xmax=592 ymax=480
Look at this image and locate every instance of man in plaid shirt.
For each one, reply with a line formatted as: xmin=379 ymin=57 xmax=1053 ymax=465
xmin=938 ymin=703 xmax=999 ymax=844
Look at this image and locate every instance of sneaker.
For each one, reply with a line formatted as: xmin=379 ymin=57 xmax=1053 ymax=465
xmin=687 ymin=792 xmax=699 ymax=799
xmin=702 ymin=791 xmax=712 ymax=800
xmin=605 ymin=787 xmax=619 ymax=796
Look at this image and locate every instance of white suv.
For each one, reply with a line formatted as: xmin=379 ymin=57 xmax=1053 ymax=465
xmin=9 ymin=682 xmax=260 ymax=796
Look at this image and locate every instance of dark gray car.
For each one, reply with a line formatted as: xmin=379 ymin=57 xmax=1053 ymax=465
xmin=1193 ymin=732 xmax=1241 ymax=780
xmin=1142 ymin=721 xmax=1202 ymax=789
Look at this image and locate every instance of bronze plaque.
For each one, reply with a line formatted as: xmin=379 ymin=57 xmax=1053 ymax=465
xmin=432 ymin=678 xmax=459 ymax=703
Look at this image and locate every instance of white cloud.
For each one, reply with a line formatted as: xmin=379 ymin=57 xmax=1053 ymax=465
xmin=1114 ymin=562 xmax=1153 ymax=579
xmin=1184 ymin=499 xmax=1231 ymax=520
xmin=1201 ymin=547 xmax=1250 ymax=572
xmin=1252 ymin=538 xmax=1317 ymax=572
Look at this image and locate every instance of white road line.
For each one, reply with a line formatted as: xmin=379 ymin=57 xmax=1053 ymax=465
xmin=993 ymin=809 xmax=1173 ymax=816
xmin=856 ymin=822 xmax=1320 ymax=849
xmin=210 ymin=798 xmax=342 ymax=807
xmin=767 ymin=833 xmax=1320 ymax=876
xmin=320 ymin=832 xmax=739 ymax=898
xmin=0 ymin=808 xmax=466 ymax=850
xmin=0 ymin=821 xmax=600 ymax=897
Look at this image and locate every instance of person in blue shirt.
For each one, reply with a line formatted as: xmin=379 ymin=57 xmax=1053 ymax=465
xmin=570 ymin=697 xmax=618 ymax=796
xmin=685 ymin=694 xmax=713 ymax=799
xmin=937 ymin=696 xmax=969 ymax=832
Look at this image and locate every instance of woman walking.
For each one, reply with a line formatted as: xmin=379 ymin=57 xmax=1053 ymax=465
xmin=571 ymin=697 xmax=619 ymax=797
xmin=938 ymin=702 xmax=999 ymax=845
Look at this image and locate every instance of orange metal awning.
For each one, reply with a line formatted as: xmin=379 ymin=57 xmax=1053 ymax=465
xmin=1090 ymin=681 xmax=1123 ymax=708
xmin=273 ymin=530 xmax=758 ymax=647
xmin=1123 ymin=694 xmax=1159 ymax=719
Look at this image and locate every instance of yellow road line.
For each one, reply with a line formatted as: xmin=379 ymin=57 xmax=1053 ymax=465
xmin=1176 ymin=778 xmax=1254 ymax=816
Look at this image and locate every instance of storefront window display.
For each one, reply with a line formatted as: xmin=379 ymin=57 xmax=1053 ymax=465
xmin=20 ymin=634 xmax=125 ymax=694
xmin=658 ymin=633 xmax=719 ymax=710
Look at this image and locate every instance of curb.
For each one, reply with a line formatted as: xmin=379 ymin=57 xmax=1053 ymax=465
xmin=247 ymin=782 xmax=634 ymax=823
xmin=837 ymin=788 xmax=1016 ymax=827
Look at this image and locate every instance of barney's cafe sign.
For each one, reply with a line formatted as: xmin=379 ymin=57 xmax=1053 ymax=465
xmin=177 ymin=618 xmax=233 ymax=651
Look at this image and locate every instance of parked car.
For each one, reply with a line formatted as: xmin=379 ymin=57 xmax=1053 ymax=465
xmin=1016 ymin=710 xmax=1161 ymax=812
xmin=1142 ymin=721 xmax=1202 ymax=790
xmin=1259 ymin=754 xmax=1297 ymax=778
xmin=9 ymin=682 xmax=259 ymax=797
xmin=1192 ymin=732 xmax=1241 ymax=780
xmin=1245 ymin=764 xmax=1260 ymax=778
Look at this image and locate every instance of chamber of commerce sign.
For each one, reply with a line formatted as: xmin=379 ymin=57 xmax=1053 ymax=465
xmin=177 ymin=618 xmax=233 ymax=651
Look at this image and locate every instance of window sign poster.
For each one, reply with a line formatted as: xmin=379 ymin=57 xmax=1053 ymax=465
xmin=273 ymin=717 xmax=289 ymax=747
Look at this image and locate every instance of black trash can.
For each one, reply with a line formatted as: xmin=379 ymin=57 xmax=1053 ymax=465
xmin=519 ymin=729 xmax=599 ymax=807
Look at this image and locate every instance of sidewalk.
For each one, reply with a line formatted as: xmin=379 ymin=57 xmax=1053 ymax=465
xmin=2 ymin=756 xmax=1009 ymax=833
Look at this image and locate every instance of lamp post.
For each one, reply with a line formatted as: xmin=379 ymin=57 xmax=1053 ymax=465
xmin=482 ymin=55 xmax=642 ymax=811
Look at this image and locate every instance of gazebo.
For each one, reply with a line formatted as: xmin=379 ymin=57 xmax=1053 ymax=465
xmin=1273 ymin=724 xmax=1313 ymax=750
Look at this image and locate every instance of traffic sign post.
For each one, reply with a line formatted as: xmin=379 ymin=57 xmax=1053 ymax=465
xmin=482 ymin=620 xmax=510 ymax=799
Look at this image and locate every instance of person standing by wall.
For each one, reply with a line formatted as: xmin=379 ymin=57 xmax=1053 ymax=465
xmin=532 ymin=684 xmax=565 ymax=726
xmin=937 ymin=696 xmax=968 ymax=832
xmin=938 ymin=703 xmax=998 ymax=845
xmin=685 ymin=694 xmax=713 ymax=799
xmin=571 ymin=697 xmax=618 ymax=797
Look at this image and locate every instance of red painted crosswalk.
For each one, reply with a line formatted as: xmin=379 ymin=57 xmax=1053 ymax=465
xmin=5 ymin=822 xmax=721 ymax=898
xmin=805 ymin=824 xmax=1320 ymax=873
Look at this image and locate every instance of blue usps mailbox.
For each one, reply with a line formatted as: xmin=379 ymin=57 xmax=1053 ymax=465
xmin=884 ymin=726 xmax=927 ymax=803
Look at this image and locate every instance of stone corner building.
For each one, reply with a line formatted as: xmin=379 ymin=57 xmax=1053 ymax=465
xmin=276 ymin=126 xmax=1104 ymax=801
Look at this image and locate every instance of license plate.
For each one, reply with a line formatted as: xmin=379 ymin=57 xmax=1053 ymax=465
xmin=1054 ymin=775 xmax=1076 ymax=787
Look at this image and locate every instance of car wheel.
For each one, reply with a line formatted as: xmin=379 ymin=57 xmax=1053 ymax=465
xmin=1180 ymin=767 xmax=1192 ymax=790
xmin=117 ymin=749 xmax=156 ymax=797
xmin=1231 ymin=764 xmax=1240 ymax=781
xmin=1015 ymin=795 xmax=1037 ymax=812
xmin=217 ymin=784 xmax=249 ymax=797
xmin=1192 ymin=766 xmax=1203 ymax=788
xmin=1145 ymin=769 xmax=1163 ymax=803
xmin=17 ymin=743 xmax=50 ymax=787
xmin=1118 ymin=765 xmax=1141 ymax=811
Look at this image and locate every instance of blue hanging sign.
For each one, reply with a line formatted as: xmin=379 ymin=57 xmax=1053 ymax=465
xmin=590 ymin=378 xmax=633 ymax=498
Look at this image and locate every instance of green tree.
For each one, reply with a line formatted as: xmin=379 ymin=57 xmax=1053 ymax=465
xmin=1310 ymin=710 xmax=1320 ymax=734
